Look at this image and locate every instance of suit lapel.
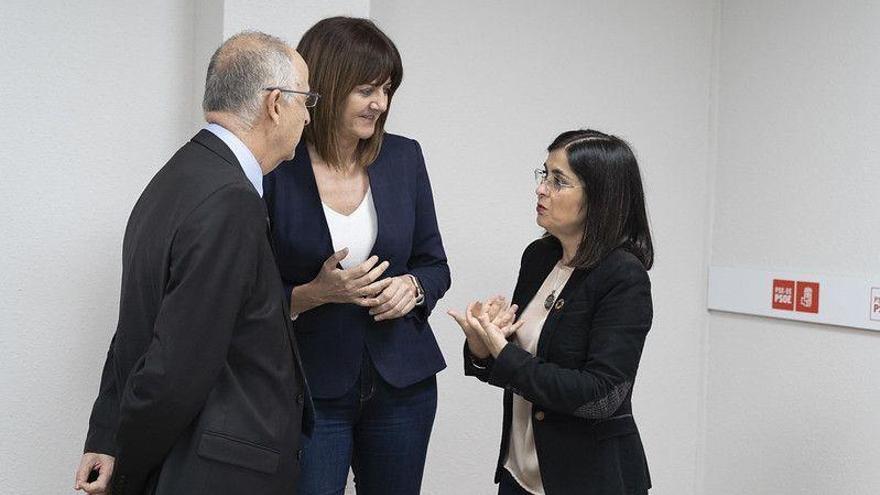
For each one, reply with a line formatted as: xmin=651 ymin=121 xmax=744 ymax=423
xmin=298 ymin=147 xmax=338 ymax=266
xmin=365 ymin=148 xmax=388 ymax=260
xmin=511 ymin=239 xmax=595 ymax=356
xmin=194 ymin=131 xmax=306 ymax=382
xmin=300 ymin=142 xmax=389 ymax=267
xmin=512 ymin=240 xmax=561 ymax=319
xmin=537 ymin=264 xmax=592 ymax=355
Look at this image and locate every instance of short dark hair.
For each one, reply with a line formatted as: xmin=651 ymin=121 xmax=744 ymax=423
xmin=297 ymin=17 xmax=403 ymax=169
xmin=548 ymin=129 xmax=654 ymax=271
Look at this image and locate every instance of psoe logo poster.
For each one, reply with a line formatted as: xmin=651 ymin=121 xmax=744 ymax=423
xmin=871 ymin=287 xmax=880 ymax=322
xmin=795 ymin=281 xmax=820 ymax=314
xmin=772 ymin=279 xmax=795 ymax=311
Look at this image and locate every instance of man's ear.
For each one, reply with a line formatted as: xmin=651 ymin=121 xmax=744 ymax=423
xmin=265 ymin=89 xmax=282 ymax=125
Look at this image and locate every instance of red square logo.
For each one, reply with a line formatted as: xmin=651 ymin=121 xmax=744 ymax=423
xmin=772 ymin=279 xmax=795 ymax=310
xmin=795 ymin=281 xmax=820 ymax=313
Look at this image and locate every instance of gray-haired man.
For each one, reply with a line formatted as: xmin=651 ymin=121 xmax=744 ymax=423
xmin=74 ymin=31 xmax=315 ymax=495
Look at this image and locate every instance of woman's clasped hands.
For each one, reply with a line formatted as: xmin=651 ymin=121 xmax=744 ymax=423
xmin=448 ymin=296 xmax=525 ymax=359
xmin=303 ymin=247 xmax=420 ymax=321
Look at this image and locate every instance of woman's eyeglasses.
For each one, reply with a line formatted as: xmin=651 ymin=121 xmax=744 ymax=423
xmin=534 ymin=169 xmax=581 ymax=193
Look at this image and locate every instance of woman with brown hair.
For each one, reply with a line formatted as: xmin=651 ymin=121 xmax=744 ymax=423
xmin=263 ymin=17 xmax=450 ymax=495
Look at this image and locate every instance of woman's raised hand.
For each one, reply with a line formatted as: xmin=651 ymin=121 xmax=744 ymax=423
xmin=448 ymin=296 xmax=521 ymax=359
xmin=468 ymin=299 xmax=524 ymax=358
xmin=311 ymin=248 xmax=393 ymax=306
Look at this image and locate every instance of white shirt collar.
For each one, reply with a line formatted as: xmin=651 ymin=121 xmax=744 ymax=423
xmin=203 ymin=123 xmax=264 ymax=197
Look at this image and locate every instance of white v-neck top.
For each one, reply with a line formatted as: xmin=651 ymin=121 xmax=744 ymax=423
xmin=322 ymin=187 xmax=378 ymax=270
xmin=504 ymin=262 xmax=574 ymax=495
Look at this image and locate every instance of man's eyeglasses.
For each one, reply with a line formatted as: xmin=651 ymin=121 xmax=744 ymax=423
xmin=534 ymin=168 xmax=582 ymax=193
xmin=263 ymin=87 xmax=321 ymax=108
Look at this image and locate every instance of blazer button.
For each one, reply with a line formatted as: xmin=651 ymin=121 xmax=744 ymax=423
xmin=534 ymin=411 xmax=545 ymax=421
xmin=296 ymin=393 xmax=304 ymax=405
xmin=297 ymin=449 xmax=304 ymax=461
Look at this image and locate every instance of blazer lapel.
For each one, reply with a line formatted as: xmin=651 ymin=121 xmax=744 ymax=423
xmin=196 ymin=131 xmax=311 ymax=417
xmin=536 ymin=266 xmax=593 ymax=356
xmin=512 ymin=241 xmax=560 ymax=319
xmin=298 ymin=147 xmax=338 ymax=267
xmin=365 ymin=150 xmax=388 ymax=260
xmin=295 ymin=141 xmax=388 ymax=269
xmin=509 ymin=238 xmax=595 ymax=356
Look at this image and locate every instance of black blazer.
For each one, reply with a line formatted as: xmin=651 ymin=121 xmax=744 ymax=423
xmin=84 ymin=130 xmax=311 ymax=495
xmin=263 ymin=134 xmax=450 ymax=398
xmin=465 ymin=237 xmax=652 ymax=495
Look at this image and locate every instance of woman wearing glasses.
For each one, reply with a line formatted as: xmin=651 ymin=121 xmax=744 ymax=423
xmin=449 ymin=130 xmax=654 ymax=495
xmin=263 ymin=17 xmax=449 ymax=495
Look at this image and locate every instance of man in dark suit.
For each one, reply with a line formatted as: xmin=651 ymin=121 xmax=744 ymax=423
xmin=73 ymin=31 xmax=316 ymax=495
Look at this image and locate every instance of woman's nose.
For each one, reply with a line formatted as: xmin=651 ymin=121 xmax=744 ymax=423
xmin=536 ymin=182 xmax=549 ymax=196
xmin=372 ymin=94 xmax=388 ymax=112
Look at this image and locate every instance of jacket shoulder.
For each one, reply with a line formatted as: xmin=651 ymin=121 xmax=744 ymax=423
xmin=380 ymin=133 xmax=424 ymax=161
xmin=376 ymin=134 xmax=425 ymax=183
xmin=138 ymin=141 xmax=260 ymax=224
xmin=600 ymin=248 xmax=647 ymax=271
xmin=592 ymin=248 xmax=650 ymax=291
xmin=381 ymin=132 xmax=417 ymax=149
xmin=179 ymin=145 xmax=247 ymax=190
xmin=521 ymin=236 xmax=560 ymax=265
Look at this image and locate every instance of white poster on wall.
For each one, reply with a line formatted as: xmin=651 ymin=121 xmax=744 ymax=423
xmin=707 ymin=266 xmax=880 ymax=332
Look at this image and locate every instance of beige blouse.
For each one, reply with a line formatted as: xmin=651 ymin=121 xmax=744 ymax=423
xmin=503 ymin=262 xmax=574 ymax=494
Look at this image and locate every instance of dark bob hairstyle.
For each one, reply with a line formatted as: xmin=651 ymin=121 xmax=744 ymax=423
xmin=297 ymin=16 xmax=403 ymax=170
xmin=548 ymin=129 xmax=654 ymax=271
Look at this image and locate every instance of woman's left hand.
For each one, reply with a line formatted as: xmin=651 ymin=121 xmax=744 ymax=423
xmin=466 ymin=303 xmax=525 ymax=358
xmin=368 ymin=275 xmax=418 ymax=321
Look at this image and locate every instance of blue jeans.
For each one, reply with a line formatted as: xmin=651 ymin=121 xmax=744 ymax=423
xmin=296 ymin=352 xmax=438 ymax=495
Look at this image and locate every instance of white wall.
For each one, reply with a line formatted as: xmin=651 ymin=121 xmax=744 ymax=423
xmin=371 ymin=1 xmax=716 ymax=493
xmin=704 ymin=1 xmax=880 ymax=493
xmin=223 ymin=0 xmax=369 ymax=40
xmin=3 ymin=1 xmax=877 ymax=494
xmin=0 ymin=0 xmax=195 ymax=492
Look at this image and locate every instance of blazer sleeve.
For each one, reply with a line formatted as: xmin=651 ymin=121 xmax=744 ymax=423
xmin=487 ymin=258 xmax=652 ymax=419
xmin=406 ymin=140 xmax=451 ymax=322
xmin=110 ymin=184 xmax=265 ymax=490
xmin=83 ymin=336 xmax=120 ymax=455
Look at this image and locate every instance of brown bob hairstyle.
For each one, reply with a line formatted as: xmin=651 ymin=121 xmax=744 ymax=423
xmin=297 ymin=17 xmax=403 ymax=169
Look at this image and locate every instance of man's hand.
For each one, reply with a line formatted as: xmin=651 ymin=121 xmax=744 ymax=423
xmin=74 ymin=452 xmax=115 ymax=494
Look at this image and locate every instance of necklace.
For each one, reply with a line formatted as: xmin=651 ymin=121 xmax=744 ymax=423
xmin=543 ymin=264 xmax=568 ymax=310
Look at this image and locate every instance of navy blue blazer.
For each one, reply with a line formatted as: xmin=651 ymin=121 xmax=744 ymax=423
xmin=264 ymin=133 xmax=450 ymax=399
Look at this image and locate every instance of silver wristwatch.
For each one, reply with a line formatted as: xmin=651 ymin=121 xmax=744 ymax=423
xmin=408 ymin=274 xmax=425 ymax=306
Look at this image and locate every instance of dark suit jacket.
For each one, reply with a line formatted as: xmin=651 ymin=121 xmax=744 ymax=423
xmin=465 ymin=237 xmax=652 ymax=495
xmin=263 ymin=134 xmax=450 ymax=398
xmin=84 ymin=130 xmax=311 ymax=495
